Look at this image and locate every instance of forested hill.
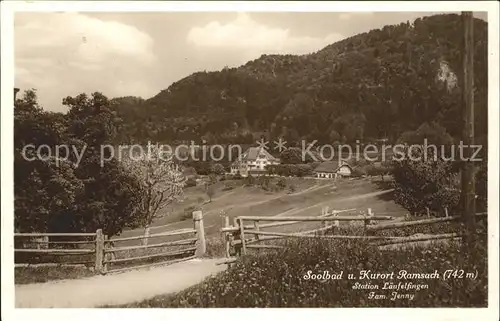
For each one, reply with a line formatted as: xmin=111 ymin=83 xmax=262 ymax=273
xmin=111 ymin=14 xmax=488 ymax=147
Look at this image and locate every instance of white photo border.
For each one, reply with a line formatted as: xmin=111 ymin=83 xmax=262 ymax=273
xmin=1 ymin=1 xmax=499 ymax=321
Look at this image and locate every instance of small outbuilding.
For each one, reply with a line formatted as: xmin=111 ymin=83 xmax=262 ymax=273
xmin=313 ymin=161 xmax=352 ymax=179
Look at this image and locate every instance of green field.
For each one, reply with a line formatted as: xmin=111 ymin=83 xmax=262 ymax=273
xmin=113 ymin=177 xmax=408 ymax=245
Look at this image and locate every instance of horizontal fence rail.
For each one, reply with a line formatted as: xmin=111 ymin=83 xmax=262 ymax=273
xmin=236 ymin=215 xmax=394 ymax=222
xmin=15 ymin=262 xmax=95 ymax=268
xmin=15 ymin=249 xmax=95 ymax=254
xmin=104 ymin=247 xmax=197 ymax=264
xmin=14 ymin=233 xmax=95 ymax=237
xmin=220 ymin=209 xmax=356 ymax=233
xmin=107 ymin=256 xmax=196 ymax=274
xmin=107 ymin=229 xmax=196 ymax=243
xmin=104 ymin=238 xmax=197 ymax=253
xmin=367 ymin=212 xmax=487 ymax=231
xmin=244 ymin=230 xmax=403 ymax=240
xmin=221 ymin=209 xmax=353 ymax=232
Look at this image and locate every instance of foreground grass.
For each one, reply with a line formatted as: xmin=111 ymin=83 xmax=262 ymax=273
xmin=116 ymin=233 xmax=487 ymax=308
xmin=15 ymin=266 xmax=95 ymax=284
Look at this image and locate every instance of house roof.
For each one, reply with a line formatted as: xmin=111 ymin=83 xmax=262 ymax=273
xmin=231 ymin=160 xmax=244 ymax=167
xmin=313 ymin=161 xmax=352 ymax=173
xmin=236 ymin=147 xmax=278 ymax=162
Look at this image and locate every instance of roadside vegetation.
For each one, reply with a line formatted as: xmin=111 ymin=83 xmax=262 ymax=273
xmin=117 ymin=227 xmax=487 ymax=307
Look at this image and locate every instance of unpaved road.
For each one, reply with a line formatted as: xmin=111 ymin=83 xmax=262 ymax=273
xmin=275 ymin=189 xmax=394 ymax=217
xmin=15 ymin=258 xmax=227 ymax=308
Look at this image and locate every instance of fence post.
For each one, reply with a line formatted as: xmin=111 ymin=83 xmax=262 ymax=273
xmin=321 ymin=206 xmax=329 ymax=235
xmin=254 ymin=221 xmax=260 ymax=241
xmin=364 ymin=208 xmax=374 ymax=236
xmin=103 ymin=235 xmax=109 ymax=273
xmin=426 ymin=207 xmax=430 ymax=218
xmin=142 ymin=227 xmax=150 ymax=246
xmin=239 ymin=218 xmax=247 ymax=255
xmin=193 ymin=210 xmax=206 ymax=257
xmin=222 ymin=213 xmax=231 ymax=258
xmin=95 ymin=229 xmax=104 ymax=274
xmin=332 ymin=212 xmax=340 ymax=234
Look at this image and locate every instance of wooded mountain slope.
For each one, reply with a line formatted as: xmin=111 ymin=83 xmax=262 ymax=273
xmin=111 ymin=14 xmax=488 ymax=147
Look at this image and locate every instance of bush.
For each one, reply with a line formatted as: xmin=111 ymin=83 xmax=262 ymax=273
xmin=351 ymin=167 xmax=366 ymax=178
xmin=276 ymin=178 xmax=287 ymax=190
xmin=256 ymin=176 xmax=271 ymax=191
xmin=266 ymin=164 xmax=314 ymax=177
xmin=183 ymin=167 xmax=197 ymax=177
xmin=222 ymin=182 xmax=234 ymax=191
xmin=244 ymin=174 xmax=255 ymax=186
xmin=391 ymin=146 xmax=459 ymax=216
xmin=120 ymin=233 xmax=487 ymax=307
xmin=185 ymin=177 xmax=197 ymax=188
xmin=182 ymin=205 xmax=200 ymax=221
xmin=210 ymin=163 xmax=226 ymax=175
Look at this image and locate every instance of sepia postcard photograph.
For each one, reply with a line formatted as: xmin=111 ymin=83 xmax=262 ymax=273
xmin=1 ymin=1 xmax=499 ymax=321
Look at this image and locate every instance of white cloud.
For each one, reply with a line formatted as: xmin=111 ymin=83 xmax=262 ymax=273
xmin=187 ymin=13 xmax=344 ymax=59
xmin=15 ymin=12 xmax=157 ymax=111
xmin=16 ymin=12 xmax=155 ymax=65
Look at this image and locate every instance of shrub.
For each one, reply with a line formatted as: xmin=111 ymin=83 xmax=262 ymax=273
xmin=256 ymin=176 xmax=271 ymax=191
xmin=351 ymin=167 xmax=366 ymax=178
xmin=266 ymin=164 xmax=314 ymax=177
xmin=210 ymin=163 xmax=226 ymax=175
xmin=391 ymin=146 xmax=460 ymax=216
xmin=222 ymin=182 xmax=234 ymax=191
xmin=181 ymin=206 xmax=198 ymax=221
xmin=276 ymin=178 xmax=287 ymax=190
xmin=204 ymin=237 xmax=226 ymax=258
xmin=244 ymin=174 xmax=255 ymax=186
xmin=185 ymin=177 xmax=197 ymax=188
xmin=183 ymin=167 xmax=197 ymax=177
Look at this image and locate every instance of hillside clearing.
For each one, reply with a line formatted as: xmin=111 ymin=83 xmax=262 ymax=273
xmin=112 ymin=178 xmax=408 ymax=246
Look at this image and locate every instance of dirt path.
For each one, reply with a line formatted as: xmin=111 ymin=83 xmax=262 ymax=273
xmin=15 ymin=258 xmax=227 ymax=308
xmin=275 ymin=189 xmax=394 ymax=217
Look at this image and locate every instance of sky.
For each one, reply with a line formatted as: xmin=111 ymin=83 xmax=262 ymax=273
xmin=14 ymin=11 xmax=488 ymax=112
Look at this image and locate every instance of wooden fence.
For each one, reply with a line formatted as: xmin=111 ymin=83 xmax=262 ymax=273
xmin=14 ymin=210 xmax=206 ymax=274
xmin=14 ymin=232 xmax=97 ymax=268
xmin=220 ymin=208 xmax=487 ymax=260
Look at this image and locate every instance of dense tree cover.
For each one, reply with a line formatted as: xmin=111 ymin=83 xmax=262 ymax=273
xmin=392 ymin=146 xmax=460 ymax=216
xmin=14 ymin=90 xmax=144 ymax=236
xmin=391 ymin=121 xmax=487 ymax=216
xmin=111 ymin=14 xmax=487 ymax=149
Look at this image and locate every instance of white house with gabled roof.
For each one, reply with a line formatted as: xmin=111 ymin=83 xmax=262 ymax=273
xmin=230 ymin=147 xmax=280 ymax=177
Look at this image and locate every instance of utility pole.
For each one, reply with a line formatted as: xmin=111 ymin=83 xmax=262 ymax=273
xmin=460 ymin=11 xmax=476 ymax=248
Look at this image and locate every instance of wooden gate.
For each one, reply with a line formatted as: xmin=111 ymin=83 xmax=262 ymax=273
xmin=101 ymin=210 xmax=206 ymax=274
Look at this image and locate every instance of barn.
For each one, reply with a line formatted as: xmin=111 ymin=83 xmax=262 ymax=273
xmin=313 ymin=161 xmax=352 ymax=179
